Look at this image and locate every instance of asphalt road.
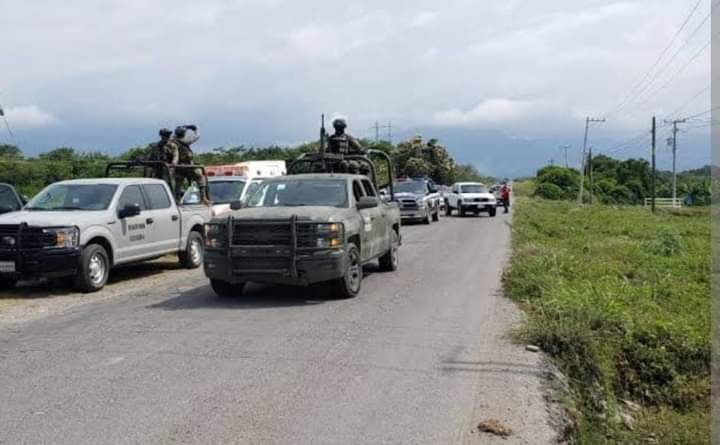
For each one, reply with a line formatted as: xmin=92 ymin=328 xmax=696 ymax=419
xmin=0 ymin=211 xmax=557 ymax=445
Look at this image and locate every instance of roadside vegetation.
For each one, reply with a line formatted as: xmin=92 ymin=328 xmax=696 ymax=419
xmin=0 ymin=138 xmax=492 ymax=197
xmin=533 ymin=156 xmax=711 ymax=206
xmin=504 ymin=198 xmax=710 ymax=443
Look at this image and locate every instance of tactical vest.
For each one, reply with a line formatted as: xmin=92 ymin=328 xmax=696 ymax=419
xmin=178 ymin=142 xmax=194 ymax=164
xmin=148 ymin=141 xmax=166 ymax=162
xmin=328 ymin=134 xmax=349 ymax=154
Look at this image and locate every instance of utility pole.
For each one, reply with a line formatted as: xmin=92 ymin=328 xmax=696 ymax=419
xmin=588 ymin=147 xmax=593 ymax=204
xmin=372 ymin=121 xmax=393 ymax=143
xmin=559 ymin=145 xmax=570 ymax=168
xmin=664 ymin=118 xmax=686 ymax=208
xmin=651 ymin=116 xmax=656 ymax=213
xmin=578 ymin=117 xmax=605 ymax=204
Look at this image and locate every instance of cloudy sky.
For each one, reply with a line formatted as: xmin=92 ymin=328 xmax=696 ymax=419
xmin=0 ymin=0 xmax=713 ymax=177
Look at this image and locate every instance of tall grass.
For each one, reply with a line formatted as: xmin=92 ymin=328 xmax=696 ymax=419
xmin=504 ymin=198 xmax=710 ymax=444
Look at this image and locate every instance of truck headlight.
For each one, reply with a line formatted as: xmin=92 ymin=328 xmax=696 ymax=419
xmin=316 ymin=237 xmax=342 ymax=249
xmin=43 ymin=227 xmax=79 ymax=248
xmin=416 ymin=199 xmax=427 ymax=208
xmin=316 ymin=223 xmax=340 ymax=234
xmin=204 ymin=223 xmax=227 ymax=249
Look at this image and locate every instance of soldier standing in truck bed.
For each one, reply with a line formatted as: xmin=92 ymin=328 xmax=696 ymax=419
xmin=148 ymin=128 xmax=177 ymax=188
xmin=172 ymin=125 xmax=209 ymax=204
xmin=326 ymin=118 xmax=366 ymax=174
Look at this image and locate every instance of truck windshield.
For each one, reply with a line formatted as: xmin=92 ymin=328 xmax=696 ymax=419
xmin=26 ymin=184 xmax=118 ymax=211
xmin=0 ymin=186 xmax=21 ymax=213
xmin=461 ymin=185 xmax=488 ymax=193
xmin=209 ymin=180 xmax=246 ymax=204
xmin=246 ymin=179 xmax=348 ymax=208
xmin=395 ymin=182 xmax=427 ymax=195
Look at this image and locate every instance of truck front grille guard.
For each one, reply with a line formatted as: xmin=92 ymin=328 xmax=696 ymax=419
xmin=227 ymin=216 xmax=299 ymax=278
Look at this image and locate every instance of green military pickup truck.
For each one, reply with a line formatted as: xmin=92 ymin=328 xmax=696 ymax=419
xmin=203 ymin=149 xmax=401 ymax=299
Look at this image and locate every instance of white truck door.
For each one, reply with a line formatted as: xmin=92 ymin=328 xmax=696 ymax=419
xmin=142 ymin=184 xmax=179 ymax=254
xmin=112 ymin=185 xmax=152 ymax=262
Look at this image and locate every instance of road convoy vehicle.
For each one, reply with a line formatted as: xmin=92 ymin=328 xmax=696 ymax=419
xmin=0 ymin=183 xmax=25 ymax=215
xmin=203 ymin=136 xmax=401 ymax=299
xmin=0 ymin=174 xmax=210 ymax=292
xmin=206 ymin=160 xmax=286 ymax=178
xmin=182 ymin=176 xmax=265 ymax=217
xmin=445 ymin=182 xmax=497 ymax=217
xmin=394 ymin=178 xmax=441 ymax=224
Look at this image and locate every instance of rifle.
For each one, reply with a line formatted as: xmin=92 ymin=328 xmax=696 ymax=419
xmin=319 ymin=114 xmax=327 ymax=169
xmin=319 ymin=114 xmax=326 ymax=157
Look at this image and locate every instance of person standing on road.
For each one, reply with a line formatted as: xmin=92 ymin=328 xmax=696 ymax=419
xmin=173 ymin=125 xmax=209 ymax=205
xmin=500 ymin=183 xmax=510 ymax=213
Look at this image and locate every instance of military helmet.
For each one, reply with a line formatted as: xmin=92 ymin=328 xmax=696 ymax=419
xmin=159 ymin=128 xmax=172 ymax=138
xmin=332 ymin=118 xmax=347 ymax=129
xmin=174 ymin=126 xmax=187 ymax=138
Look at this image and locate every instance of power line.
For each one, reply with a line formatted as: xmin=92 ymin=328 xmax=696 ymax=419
xmin=666 ymin=83 xmax=711 ymax=118
xmin=682 ymin=105 xmax=720 ymax=120
xmin=605 ymin=0 xmax=704 ymax=118
xmin=0 ymin=103 xmax=17 ymax=147
xmin=632 ymin=31 xmax=717 ymax=109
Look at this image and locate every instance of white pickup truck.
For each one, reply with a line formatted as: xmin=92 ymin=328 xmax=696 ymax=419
xmin=0 ymin=178 xmax=210 ymax=292
xmin=444 ymin=182 xmax=497 ymax=217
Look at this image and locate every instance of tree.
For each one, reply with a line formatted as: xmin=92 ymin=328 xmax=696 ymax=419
xmin=0 ymin=144 xmax=22 ymax=159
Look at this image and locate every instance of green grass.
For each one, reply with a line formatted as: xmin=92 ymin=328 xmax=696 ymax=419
xmin=504 ymin=198 xmax=710 ymax=444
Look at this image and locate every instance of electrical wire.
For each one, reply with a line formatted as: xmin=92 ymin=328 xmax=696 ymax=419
xmin=605 ymin=0 xmax=705 ymax=118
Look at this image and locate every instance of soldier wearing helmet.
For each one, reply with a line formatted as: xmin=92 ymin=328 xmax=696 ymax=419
xmin=148 ymin=128 xmax=178 ymax=188
xmin=327 ymin=118 xmax=365 ymax=156
xmin=326 ymin=118 xmax=366 ymax=174
xmin=172 ymin=125 xmax=209 ymax=204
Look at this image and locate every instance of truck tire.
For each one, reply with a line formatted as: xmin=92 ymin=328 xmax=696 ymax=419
xmin=0 ymin=277 xmax=17 ymax=290
xmin=211 ymin=279 xmax=245 ymax=297
xmin=74 ymin=244 xmax=110 ymax=293
xmin=179 ymin=231 xmax=204 ymax=269
xmin=432 ymin=205 xmax=440 ymax=221
xmin=459 ymin=206 xmax=466 ymax=217
xmin=378 ymin=232 xmax=399 ymax=272
xmin=333 ymin=244 xmax=361 ymax=299
xmin=489 ymin=207 xmax=497 ymax=217
xmin=445 ymin=200 xmax=451 ymax=216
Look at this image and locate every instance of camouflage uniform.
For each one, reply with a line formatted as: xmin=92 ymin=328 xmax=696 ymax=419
xmin=173 ymin=126 xmax=208 ymax=203
xmin=148 ymin=128 xmax=177 ymax=188
xmin=326 ymin=118 xmax=366 ymax=174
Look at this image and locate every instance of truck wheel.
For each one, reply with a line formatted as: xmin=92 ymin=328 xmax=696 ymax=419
xmin=445 ymin=200 xmax=451 ymax=216
xmin=0 ymin=277 xmax=17 ymax=290
xmin=459 ymin=206 xmax=466 ymax=217
xmin=211 ymin=279 xmax=245 ymax=297
xmin=489 ymin=207 xmax=497 ymax=217
xmin=179 ymin=231 xmax=204 ymax=269
xmin=74 ymin=244 xmax=110 ymax=293
xmin=378 ymin=232 xmax=399 ymax=272
xmin=333 ymin=244 xmax=362 ymax=298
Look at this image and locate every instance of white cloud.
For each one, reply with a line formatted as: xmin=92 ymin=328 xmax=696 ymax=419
xmin=4 ymin=105 xmax=59 ymax=128
xmin=433 ymin=99 xmax=534 ymax=126
xmin=409 ymin=11 xmax=437 ymax=28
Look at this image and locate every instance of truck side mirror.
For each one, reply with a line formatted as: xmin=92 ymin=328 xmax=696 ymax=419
xmin=118 ymin=203 xmax=142 ymax=219
xmin=230 ymin=200 xmax=243 ymax=211
xmin=357 ymin=197 xmax=379 ymax=210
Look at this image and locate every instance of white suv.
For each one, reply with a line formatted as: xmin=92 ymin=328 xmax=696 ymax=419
xmin=445 ymin=182 xmax=497 ymax=217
